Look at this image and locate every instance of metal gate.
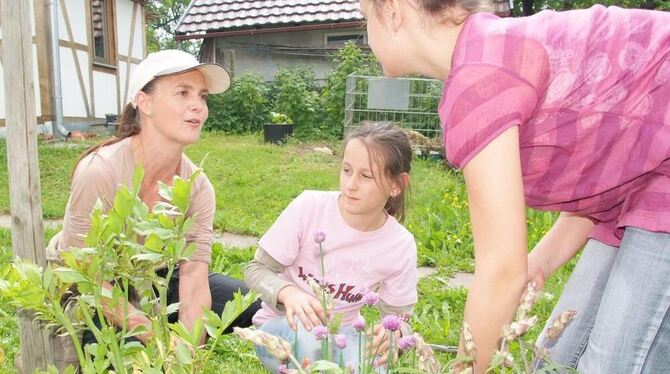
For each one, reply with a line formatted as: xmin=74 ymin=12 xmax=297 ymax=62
xmin=344 ymin=74 xmax=444 ymax=140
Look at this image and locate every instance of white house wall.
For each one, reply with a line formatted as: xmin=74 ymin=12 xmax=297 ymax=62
xmin=33 ymin=45 xmax=42 ymax=117
xmin=93 ymin=71 xmax=118 ymax=117
xmin=119 ymin=60 xmax=134 ymax=106
xmin=61 ymin=0 xmax=88 ymax=45
xmin=215 ymin=29 xmax=365 ymax=81
xmin=117 ymin=1 xmax=144 ymax=110
xmin=117 ymin=1 xmax=132 ymax=55
xmin=132 ymin=7 xmax=144 ymax=60
xmin=60 ymin=47 xmax=90 ymax=117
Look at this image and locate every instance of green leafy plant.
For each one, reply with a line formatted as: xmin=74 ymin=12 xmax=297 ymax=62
xmin=321 ymin=43 xmax=381 ymax=139
xmin=206 ymin=73 xmax=270 ymax=133
xmin=270 ymin=67 xmax=321 ymax=139
xmin=269 ymin=112 xmax=294 ymax=125
xmin=0 ymin=165 xmax=258 ymax=373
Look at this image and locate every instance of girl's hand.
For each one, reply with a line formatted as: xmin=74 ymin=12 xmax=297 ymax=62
xmin=365 ymin=323 xmax=401 ymax=367
xmin=277 ymin=285 xmax=327 ymax=331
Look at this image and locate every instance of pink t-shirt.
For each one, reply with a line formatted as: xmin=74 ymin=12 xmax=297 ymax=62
xmin=440 ymin=5 xmax=670 ymax=246
xmin=252 ymin=190 xmax=418 ymax=326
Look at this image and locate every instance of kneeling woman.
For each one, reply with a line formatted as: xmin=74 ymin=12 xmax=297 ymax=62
xmin=51 ymin=49 xmax=261 ymax=345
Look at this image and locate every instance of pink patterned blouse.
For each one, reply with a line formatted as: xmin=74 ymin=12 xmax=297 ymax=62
xmin=439 ymin=5 xmax=670 ymax=246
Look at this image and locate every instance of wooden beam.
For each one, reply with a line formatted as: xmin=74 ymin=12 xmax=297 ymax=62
xmin=123 ymin=2 xmax=138 ymax=106
xmin=34 ymin=0 xmax=54 ymax=121
xmin=1 ymin=1 xmax=53 ymax=372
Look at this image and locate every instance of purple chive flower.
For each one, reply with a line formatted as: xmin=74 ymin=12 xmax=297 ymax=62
xmin=313 ymin=325 xmax=329 ymax=341
xmin=313 ymin=230 xmax=326 ymax=244
xmin=346 ymin=362 xmax=356 ymax=373
xmin=277 ymin=364 xmax=289 ymax=374
xmin=353 ymin=315 xmax=366 ymax=332
xmin=362 ymin=291 xmax=379 ymax=306
xmin=397 ymin=335 xmax=416 ymax=351
xmin=335 ymin=334 xmax=347 ymax=349
xmin=381 ymin=314 xmax=402 ymax=332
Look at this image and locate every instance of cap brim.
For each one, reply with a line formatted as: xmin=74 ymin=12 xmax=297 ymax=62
xmin=157 ymin=63 xmax=231 ymax=94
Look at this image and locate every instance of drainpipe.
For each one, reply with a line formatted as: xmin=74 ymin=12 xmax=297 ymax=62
xmin=49 ymin=0 xmax=70 ymax=139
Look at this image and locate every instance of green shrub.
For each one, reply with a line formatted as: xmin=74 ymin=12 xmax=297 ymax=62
xmin=269 ymin=67 xmax=322 ymax=139
xmin=321 ymin=43 xmax=381 ymax=138
xmin=206 ymin=73 xmax=269 ymax=133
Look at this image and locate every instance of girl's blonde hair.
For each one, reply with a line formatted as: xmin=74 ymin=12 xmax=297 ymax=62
xmin=344 ymin=122 xmax=413 ymax=222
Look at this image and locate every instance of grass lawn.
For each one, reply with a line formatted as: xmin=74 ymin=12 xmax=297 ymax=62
xmin=0 ymin=132 xmax=570 ymax=372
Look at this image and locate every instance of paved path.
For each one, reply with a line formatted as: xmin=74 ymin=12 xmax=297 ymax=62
xmin=0 ymin=214 xmax=474 ymax=286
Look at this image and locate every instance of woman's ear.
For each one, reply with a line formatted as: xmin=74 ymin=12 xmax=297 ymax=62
xmin=135 ymin=91 xmax=152 ymax=116
xmin=391 ymin=172 xmax=410 ymax=197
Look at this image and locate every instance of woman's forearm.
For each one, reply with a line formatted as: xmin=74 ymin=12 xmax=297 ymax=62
xmin=461 ymin=126 xmax=528 ymax=371
xmin=529 ymin=212 xmax=595 ymax=279
xmin=178 ymin=261 xmax=212 ymax=335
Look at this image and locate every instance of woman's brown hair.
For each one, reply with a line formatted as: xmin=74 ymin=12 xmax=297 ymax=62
xmin=371 ymin=0 xmax=493 ymax=24
xmin=72 ymin=79 xmax=159 ymax=173
xmin=344 ymin=121 xmax=413 ymax=222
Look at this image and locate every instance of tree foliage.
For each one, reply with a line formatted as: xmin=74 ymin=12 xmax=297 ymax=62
xmin=145 ymin=0 xmax=200 ymax=55
xmin=513 ymin=0 xmax=670 ymax=15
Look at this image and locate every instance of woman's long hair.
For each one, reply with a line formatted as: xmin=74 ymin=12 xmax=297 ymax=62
xmin=72 ymin=79 xmax=159 ymax=174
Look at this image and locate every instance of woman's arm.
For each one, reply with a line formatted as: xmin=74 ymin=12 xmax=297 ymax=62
xmin=528 ymin=212 xmax=595 ymax=288
xmin=178 ymin=260 xmax=211 ymax=342
xmin=461 ymin=126 xmax=528 ymax=372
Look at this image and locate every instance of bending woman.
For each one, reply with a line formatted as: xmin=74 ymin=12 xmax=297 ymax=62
xmin=359 ymin=0 xmax=670 ymax=372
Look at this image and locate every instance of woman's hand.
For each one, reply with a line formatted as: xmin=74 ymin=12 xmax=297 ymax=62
xmin=527 ymin=212 xmax=596 ymax=290
xmin=527 ymin=253 xmax=550 ymax=290
xmin=365 ymin=323 xmax=401 ymax=367
xmin=277 ymin=285 xmax=327 ymax=331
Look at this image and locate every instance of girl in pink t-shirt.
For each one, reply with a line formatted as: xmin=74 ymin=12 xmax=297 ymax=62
xmin=361 ymin=0 xmax=670 ymax=372
xmin=244 ymin=122 xmax=418 ymax=373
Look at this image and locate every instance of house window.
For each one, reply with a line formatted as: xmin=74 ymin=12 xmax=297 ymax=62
xmin=325 ymin=32 xmax=366 ymax=47
xmin=91 ymin=0 xmax=116 ymax=66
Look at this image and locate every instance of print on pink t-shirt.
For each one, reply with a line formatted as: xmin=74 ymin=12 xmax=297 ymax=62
xmin=251 ymin=190 xmax=418 ymax=327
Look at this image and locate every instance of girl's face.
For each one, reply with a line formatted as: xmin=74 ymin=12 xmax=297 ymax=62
xmin=140 ymin=70 xmax=209 ymax=147
xmin=340 ymin=138 xmax=400 ymax=218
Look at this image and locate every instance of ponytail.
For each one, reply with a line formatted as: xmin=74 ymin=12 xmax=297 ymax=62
xmin=72 ymin=78 xmax=159 ymax=175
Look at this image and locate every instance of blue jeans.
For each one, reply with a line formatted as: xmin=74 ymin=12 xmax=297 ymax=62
xmin=536 ymin=227 xmax=670 ymax=373
xmin=256 ymin=317 xmax=387 ymax=374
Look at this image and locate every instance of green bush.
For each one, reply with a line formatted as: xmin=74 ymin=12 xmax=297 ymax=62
xmin=205 ymin=44 xmax=381 ymax=140
xmin=206 ymin=73 xmax=269 ymax=133
xmin=321 ymin=42 xmax=381 ymax=138
xmin=269 ymin=67 xmax=322 ymax=139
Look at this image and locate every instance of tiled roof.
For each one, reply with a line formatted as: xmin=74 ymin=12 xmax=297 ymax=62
xmin=176 ymin=0 xmax=512 ymax=35
xmin=176 ymin=0 xmax=362 ymax=34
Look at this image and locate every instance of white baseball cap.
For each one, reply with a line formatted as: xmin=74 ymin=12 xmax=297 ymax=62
xmin=128 ymin=49 xmax=231 ymax=108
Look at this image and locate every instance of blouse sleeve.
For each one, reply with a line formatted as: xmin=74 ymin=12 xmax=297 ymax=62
xmin=441 ymin=64 xmax=541 ymax=169
xmin=257 ymin=192 xmax=308 ymax=266
xmin=184 ymin=175 xmax=216 ymax=264
xmin=60 ymin=154 xmax=117 ymax=250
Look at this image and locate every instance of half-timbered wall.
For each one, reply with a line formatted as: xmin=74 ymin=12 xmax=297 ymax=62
xmin=0 ymin=0 xmax=146 ymax=129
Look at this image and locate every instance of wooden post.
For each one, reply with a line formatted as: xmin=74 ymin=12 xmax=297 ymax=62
xmin=1 ymin=0 xmax=54 ymax=372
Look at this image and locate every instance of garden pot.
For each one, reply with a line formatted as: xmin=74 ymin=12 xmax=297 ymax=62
xmin=263 ymin=123 xmax=293 ymax=145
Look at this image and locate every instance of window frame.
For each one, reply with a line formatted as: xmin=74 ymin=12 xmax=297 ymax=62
xmin=90 ymin=0 xmax=117 ymax=68
xmin=323 ymin=31 xmax=367 ymax=47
